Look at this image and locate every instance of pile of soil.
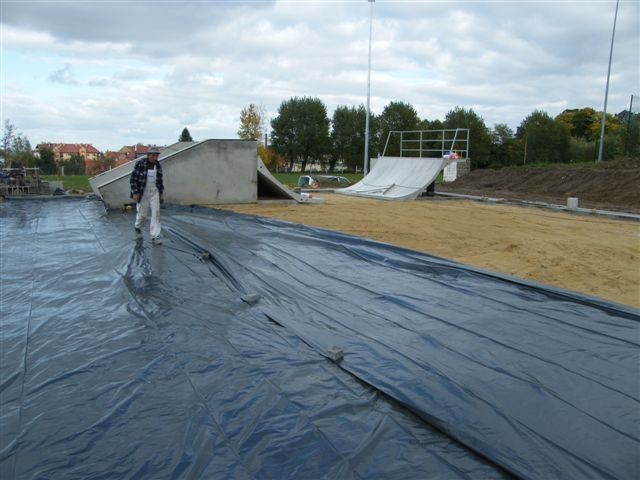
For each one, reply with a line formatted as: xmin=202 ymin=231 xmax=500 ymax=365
xmin=440 ymin=158 xmax=640 ymax=213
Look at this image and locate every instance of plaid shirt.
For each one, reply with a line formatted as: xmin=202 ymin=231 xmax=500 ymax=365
xmin=130 ymin=158 xmax=164 ymax=199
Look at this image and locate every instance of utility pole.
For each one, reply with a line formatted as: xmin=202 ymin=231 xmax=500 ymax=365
xmin=624 ymin=94 xmax=634 ymax=156
xmin=363 ymin=0 xmax=375 ymax=174
xmin=597 ymin=0 xmax=619 ymax=162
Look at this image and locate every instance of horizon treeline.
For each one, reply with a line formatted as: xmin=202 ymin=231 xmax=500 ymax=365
xmin=3 ymin=98 xmax=638 ymax=175
xmin=261 ymin=98 xmax=640 ymax=172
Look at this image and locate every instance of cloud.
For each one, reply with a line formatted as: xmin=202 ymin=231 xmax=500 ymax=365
xmin=1 ymin=0 xmax=638 ymax=151
xmin=48 ymin=63 xmax=80 ymax=86
xmin=2 ymin=1 xmax=272 ymax=44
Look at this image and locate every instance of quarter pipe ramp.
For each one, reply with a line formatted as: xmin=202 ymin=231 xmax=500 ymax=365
xmin=336 ymin=156 xmax=448 ymax=201
xmin=90 ymin=140 xmax=301 ymax=208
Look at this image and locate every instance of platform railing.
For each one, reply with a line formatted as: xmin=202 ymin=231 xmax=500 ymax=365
xmin=382 ymin=128 xmax=470 ymax=159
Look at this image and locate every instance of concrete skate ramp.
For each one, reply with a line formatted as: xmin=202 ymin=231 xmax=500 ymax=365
xmin=88 ymin=141 xmax=196 ymax=199
xmin=337 ymin=156 xmax=447 ymax=201
xmin=257 ymin=157 xmax=302 ymax=202
xmin=90 ymin=140 xmax=300 ymax=208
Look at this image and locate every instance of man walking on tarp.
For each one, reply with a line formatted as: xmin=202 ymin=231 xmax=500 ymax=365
xmin=130 ymin=147 xmax=164 ymax=245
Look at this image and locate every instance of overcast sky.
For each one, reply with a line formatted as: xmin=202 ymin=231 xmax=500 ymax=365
xmin=2 ymin=0 xmax=638 ymax=152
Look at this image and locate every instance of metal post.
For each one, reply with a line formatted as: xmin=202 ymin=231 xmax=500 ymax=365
xmin=597 ymin=0 xmax=619 ymax=162
xmin=624 ymin=94 xmax=634 ymax=155
xmin=467 ymin=129 xmax=470 ymax=160
xmin=363 ymin=0 xmax=375 ymax=173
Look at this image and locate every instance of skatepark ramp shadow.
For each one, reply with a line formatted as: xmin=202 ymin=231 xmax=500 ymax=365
xmin=89 ymin=140 xmax=301 ymax=209
xmin=337 ymin=128 xmax=469 ymax=201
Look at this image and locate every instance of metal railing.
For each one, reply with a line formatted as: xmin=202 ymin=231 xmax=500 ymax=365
xmin=382 ymin=128 xmax=470 ymax=158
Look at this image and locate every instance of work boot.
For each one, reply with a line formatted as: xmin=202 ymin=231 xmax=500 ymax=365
xmin=135 ymin=227 xmax=142 ymax=239
xmin=152 ymin=237 xmax=162 ymax=245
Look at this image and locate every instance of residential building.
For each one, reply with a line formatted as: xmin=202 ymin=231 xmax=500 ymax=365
xmin=115 ymin=144 xmax=151 ymax=167
xmin=36 ymin=143 xmax=100 ymax=164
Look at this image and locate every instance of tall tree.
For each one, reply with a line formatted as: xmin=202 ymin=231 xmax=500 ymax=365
xmin=65 ymin=153 xmax=86 ymax=175
xmin=490 ymin=123 xmax=516 ymax=166
xmin=444 ymin=107 xmax=492 ymax=168
xmin=35 ymin=147 xmax=57 ymax=174
xmin=517 ymin=110 xmax=570 ymax=164
xmin=270 ymin=97 xmax=330 ymax=173
xmin=331 ymin=105 xmax=366 ymax=172
xmin=1 ymin=120 xmax=17 ymax=161
xmin=179 ymin=127 xmax=193 ymax=142
xmin=587 ymin=112 xmax=621 ymax=141
xmin=621 ymin=111 xmax=640 ymax=157
xmin=101 ymin=152 xmax=116 ymax=171
xmin=374 ymin=101 xmax=420 ymax=157
xmin=556 ymin=108 xmax=598 ymax=141
xmin=11 ymin=136 xmax=34 ymax=167
xmin=238 ymin=104 xmax=265 ymax=141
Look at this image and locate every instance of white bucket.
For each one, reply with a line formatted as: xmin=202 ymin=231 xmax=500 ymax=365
xmin=567 ymin=197 xmax=579 ymax=210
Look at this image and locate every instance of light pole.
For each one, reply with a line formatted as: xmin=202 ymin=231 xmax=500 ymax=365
xmin=364 ymin=0 xmax=375 ymax=174
xmin=597 ymin=0 xmax=619 ymax=162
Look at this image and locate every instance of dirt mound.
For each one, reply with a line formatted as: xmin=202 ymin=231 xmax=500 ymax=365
xmin=440 ymin=158 xmax=640 ymax=212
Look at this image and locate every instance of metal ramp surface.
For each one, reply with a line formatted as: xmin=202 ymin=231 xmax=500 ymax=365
xmin=336 ymin=128 xmax=469 ymax=201
xmin=336 ymin=156 xmax=447 ymax=201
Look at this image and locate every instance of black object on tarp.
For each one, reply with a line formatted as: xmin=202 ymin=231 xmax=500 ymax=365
xmin=1 ymin=198 xmax=638 ymax=480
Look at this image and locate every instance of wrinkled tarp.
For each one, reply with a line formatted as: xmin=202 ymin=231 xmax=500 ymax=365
xmin=1 ymin=198 xmax=638 ymax=479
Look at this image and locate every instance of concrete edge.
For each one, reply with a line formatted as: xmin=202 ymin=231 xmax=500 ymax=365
xmin=435 ymin=191 xmax=640 ymax=221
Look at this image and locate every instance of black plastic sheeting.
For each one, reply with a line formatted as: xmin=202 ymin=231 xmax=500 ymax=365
xmin=1 ymin=198 xmax=638 ymax=479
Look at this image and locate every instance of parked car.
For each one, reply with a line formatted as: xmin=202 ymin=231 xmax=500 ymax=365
xmin=298 ymin=175 xmax=350 ymax=188
xmin=298 ymin=175 xmax=318 ymax=188
xmin=315 ymin=175 xmax=351 ymax=186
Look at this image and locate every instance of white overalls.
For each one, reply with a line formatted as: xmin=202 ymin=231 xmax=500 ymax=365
xmin=135 ymin=165 xmax=161 ymax=239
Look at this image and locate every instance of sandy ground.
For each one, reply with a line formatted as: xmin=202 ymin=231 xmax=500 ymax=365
xmin=216 ymin=194 xmax=640 ymax=308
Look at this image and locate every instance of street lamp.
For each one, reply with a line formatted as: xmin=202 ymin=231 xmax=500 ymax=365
xmin=364 ymin=0 xmax=375 ymax=174
xmin=597 ymin=0 xmax=620 ymax=162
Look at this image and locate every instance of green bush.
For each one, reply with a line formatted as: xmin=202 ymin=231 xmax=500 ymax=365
xmin=569 ymin=137 xmax=596 ymax=163
xmin=598 ymin=134 xmax=624 ymax=160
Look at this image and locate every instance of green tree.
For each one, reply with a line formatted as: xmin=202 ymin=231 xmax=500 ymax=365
xmin=444 ymin=107 xmax=492 ymax=168
xmin=65 ymin=153 xmax=86 ymax=175
xmin=568 ymin=137 xmax=596 ymax=163
xmin=270 ymin=97 xmax=330 ymax=172
xmin=588 ymin=112 xmax=621 ymax=141
xmin=238 ymin=104 xmax=265 ymax=141
xmin=621 ymin=111 xmax=640 ymax=157
xmin=597 ymin=134 xmax=624 ymax=160
xmin=35 ymin=147 xmax=57 ymax=174
xmin=11 ymin=135 xmax=34 ymax=167
xmin=556 ymin=108 xmax=598 ymax=141
xmin=374 ymin=101 xmax=420 ymax=157
xmin=179 ymin=127 xmax=193 ymax=142
xmin=331 ymin=105 xmax=366 ymax=172
xmin=1 ymin=121 xmax=38 ymax=167
xmin=517 ymin=110 xmax=570 ymax=164
xmin=1 ymin=120 xmax=17 ymax=160
xmin=101 ymin=152 xmax=116 ymax=171
xmin=490 ymin=123 xmax=517 ymax=166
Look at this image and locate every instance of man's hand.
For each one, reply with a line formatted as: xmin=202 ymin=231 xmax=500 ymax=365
xmin=132 ymin=194 xmax=140 ymax=203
